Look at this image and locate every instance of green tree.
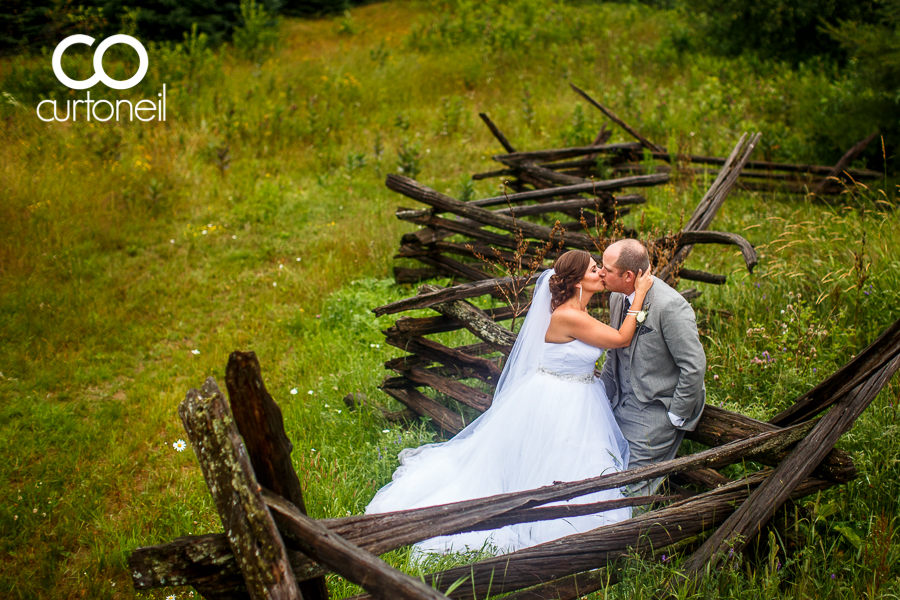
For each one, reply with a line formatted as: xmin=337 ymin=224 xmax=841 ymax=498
xmin=689 ymin=0 xmax=879 ymax=65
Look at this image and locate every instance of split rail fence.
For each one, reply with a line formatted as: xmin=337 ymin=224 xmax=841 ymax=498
xmin=129 ymin=319 xmax=900 ymax=599
xmin=381 ymin=86 xmax=878 ymax=431
xmin=129 ymin=87 xmax=895 ymax=599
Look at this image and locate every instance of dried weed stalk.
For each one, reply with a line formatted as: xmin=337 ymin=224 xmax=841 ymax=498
xmin=466 ymin=183 xmax=566 ymax=330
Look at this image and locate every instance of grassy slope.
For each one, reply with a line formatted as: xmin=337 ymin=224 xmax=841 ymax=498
xmin=0 ymin=1 xmax=898 ymax=598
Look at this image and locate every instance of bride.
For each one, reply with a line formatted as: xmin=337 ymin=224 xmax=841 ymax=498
xmin=365 ymin=250 xmax=653 ymax=553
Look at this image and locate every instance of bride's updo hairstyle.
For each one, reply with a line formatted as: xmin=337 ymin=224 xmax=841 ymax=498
xmin=548 ymin=250 xmax=592 ymax=312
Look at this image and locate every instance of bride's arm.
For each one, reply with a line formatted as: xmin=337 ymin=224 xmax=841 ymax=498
xmin=557 ymin=269 xmax=653 ymax=348
xmin=563 ymin=309 xmax=637 ymax=349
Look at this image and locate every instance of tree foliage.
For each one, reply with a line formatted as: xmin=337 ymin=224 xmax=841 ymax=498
xmin=0 ymin=0 xmax=341 ymax=55
xmin=688 ymin=0 xmax=880 ymax=65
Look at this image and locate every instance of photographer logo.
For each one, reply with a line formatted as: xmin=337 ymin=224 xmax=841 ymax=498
xmin=38 ymin=34 xmax=166 ymax=122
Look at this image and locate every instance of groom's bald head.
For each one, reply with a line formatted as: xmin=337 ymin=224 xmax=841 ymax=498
xmin=601 ymin=239 xmax=650 ymax=294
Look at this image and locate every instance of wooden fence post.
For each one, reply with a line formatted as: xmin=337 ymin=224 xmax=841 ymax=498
xmin=178 ymin=377 xmax=304 ymax=600
xmin=225 ymin=351 xmax=330 ymax=600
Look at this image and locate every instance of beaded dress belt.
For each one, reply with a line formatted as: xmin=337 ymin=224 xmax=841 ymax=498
xmin=536 ymin=365 xmax=595 ymax=384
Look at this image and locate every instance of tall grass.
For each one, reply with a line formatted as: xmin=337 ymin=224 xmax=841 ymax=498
xmin=0 ymin=1 xmax=898 ymax=598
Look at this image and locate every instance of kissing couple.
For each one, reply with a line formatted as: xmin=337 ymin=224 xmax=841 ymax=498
xmin=366 ymin=239 xmax=707 ymax=554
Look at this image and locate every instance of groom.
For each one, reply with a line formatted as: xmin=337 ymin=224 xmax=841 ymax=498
xmin=598 ymin=239 xmax=706 ymax=496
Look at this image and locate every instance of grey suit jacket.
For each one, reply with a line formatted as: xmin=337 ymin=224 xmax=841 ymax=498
xmin=599 ymin=276 xmax=706 ymax=431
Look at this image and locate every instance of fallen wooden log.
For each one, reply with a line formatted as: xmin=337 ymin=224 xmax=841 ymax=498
xmin=264 ymin=493 xmax=453 ymax=600
xmin=350 ymin=471 xmax=835 ymax=600
xmin=468 ymin=173 xmax=669 ymax=208
xmin=387 ymin=174 xmax=596 ymax=249
xmin=673 ymin=467 xmax=732 ymax=491
xmin=686 ymin=405 xmax=855 ymax=484
xmin=224 ymin=351 xmax=330 ymax=600
xmin=519 ymin=161 xmax=591 ymax=186
xmin=398 ymin=214 xmax=519 ymax=249
xmin=394 ymin=266 xmax=442 ymax=284
xmin=374 ymin=275 xmax=539 ymax=317
xmin=383 ymin=387 xmax=467 ymax=435
xmin=479 ymin=112 xmax=517 ymax=153
xmin=673 ymin=230 xmax=758 ymax=274
xmin=395 ymin=195 xmax=630 ymax=222
xmin=472 ymin=167 xmax=518 ymax=180
xmin=419 ymin=283 xmax=517 ymax=352
xmin=400 ymin=365 xmax=493 ymax=412
xmin=494 ymin=193 xmax=645 ymax=217
xmin=570 ymin=83 xmax=666 ymax=153
xmin=811 ymin=132 xmax=879 ymax=196
xmin=412 ymin=252 xmax=494 ymax=282
xmin=381 ymin=335 xmax=503 ymax=383
xmin=382 ymin=366 xmax=491 ymax=391
xmin=500 ymin=567 xmax=618 ymax=600
xmin=131 ymin=416 xmax=827 ymax=595
xmin=680 ymin=351 xmax=900 ymax=580
xmin=392 ymin=305 xmax=516 ymax=337
xmin=677 ymin=269 xmax=727 ymax=285
xmin=397 ymin=240 xmax=561 ymax=270
xmin=492 ymin=144 xmax=879 ymax=181
xmin=173 ymin=378 xmax=304 ymax=600
xmin=665 ymin=153 xmax=880 ymax=179
xmin=494 ymin=142 xmax=643 ymax=166
xmin=658 ymin=133 xmax=761 ymax=284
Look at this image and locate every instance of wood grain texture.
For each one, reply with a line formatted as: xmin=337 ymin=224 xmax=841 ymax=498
xmin=225 ymin=351 xmax=328 ymax=600
xmin=132 ymin=419 xmax=829 ymax=594
xmin=349 ymin=472 xmax=834 ymax=600
xmin=176 ymin=378 xmax=303 ymax=600
xmin=681 ymin=353 xmax=900 ymax=578
xmin=265 ymin=493 xmax=451 ymax=600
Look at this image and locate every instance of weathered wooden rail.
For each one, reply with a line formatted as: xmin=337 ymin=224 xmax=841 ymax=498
xmin=128 ymin=88 xmax=892 ymax=600
xmin=380 ymin=127 xmax=761 ymax=435
xmin=129 ymin=316 xmax=900 ymax=599
xmin=382 ymin=87 xmax=876 ymax=431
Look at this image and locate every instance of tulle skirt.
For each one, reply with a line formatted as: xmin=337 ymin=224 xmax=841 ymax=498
xmin=365 ymin=369 xmax=631 ymax=554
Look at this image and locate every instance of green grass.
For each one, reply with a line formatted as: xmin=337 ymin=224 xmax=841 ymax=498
xmin=1 ymin=0 xmax=899 ymax=598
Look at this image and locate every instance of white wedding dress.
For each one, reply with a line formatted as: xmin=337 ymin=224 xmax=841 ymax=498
xmin=365 ymin=269 xmax=632 ymax=554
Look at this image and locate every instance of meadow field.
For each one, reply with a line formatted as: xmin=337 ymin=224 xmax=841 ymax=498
xmin=1 ymin=0 xmax=899 ymax=598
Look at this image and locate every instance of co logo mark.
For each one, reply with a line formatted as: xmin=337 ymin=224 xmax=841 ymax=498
xmin=52 ymin=34 xmax=148 ymax=90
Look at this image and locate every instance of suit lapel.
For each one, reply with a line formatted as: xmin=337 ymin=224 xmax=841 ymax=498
xmin=628 ymin=289 xmax=653 ymax=370
xmin=615 ymin=294 xmax=626 ymax=328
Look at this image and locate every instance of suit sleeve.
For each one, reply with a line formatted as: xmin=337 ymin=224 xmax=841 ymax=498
xmin=659 ymin=298 xmax=706 ymax=429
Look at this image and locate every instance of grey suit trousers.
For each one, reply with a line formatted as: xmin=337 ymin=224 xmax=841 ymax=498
xmin=614 ymin=395 xmax=685 ymax=497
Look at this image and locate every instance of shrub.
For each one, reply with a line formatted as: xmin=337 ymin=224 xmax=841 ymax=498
xmin=404 ymin=0 xmax=589 ymax=54
xmin=233 ymin=0 xmax=281 ymax=63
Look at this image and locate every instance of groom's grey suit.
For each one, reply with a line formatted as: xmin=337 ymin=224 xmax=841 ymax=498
xmin=600 ymin=276 xmax=706 ymax=495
